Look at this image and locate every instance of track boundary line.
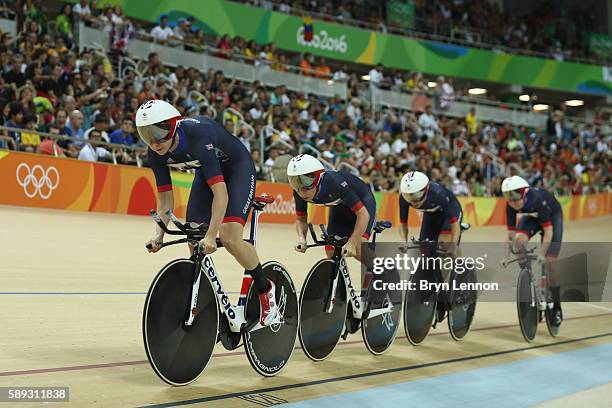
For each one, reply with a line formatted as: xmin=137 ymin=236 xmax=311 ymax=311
xmin=142 ymin=331 xmax=612 ymax=407
xmin=1 ymin=312 xmax=610 ymax=378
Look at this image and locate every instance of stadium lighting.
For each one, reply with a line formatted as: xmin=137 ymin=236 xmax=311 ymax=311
xmin=361 ymin=75 xmax=371 ymax=81
xmin=468 ymin=88 xmax=487 ymax=95
xmin=427 ymin=81 xmax=437 ymax=87
xmin=327 ymin=80 xmax=334 ymax=85
xmin=519 ymin=94 xmax=530 ymax=102
xmin=565 ymin=99 xmax=584 ymax=107
xmin=533 ymin=104 xmax=549 ymax=111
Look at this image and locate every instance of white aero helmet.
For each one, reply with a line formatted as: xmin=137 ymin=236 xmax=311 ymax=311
xmin=135 ymin=99 xmax=181 ymax=146
xmin=501 ymin=175 xmax=529 ymax=200
xmin=287 ymin=154 xmax=325 ymax=191
xmin=400 ymin=171 xmax=429 ymax=203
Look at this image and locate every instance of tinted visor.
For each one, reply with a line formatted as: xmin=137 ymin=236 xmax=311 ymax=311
xmin=503 ymin=189 xmax=524 ymax=201
xmin=402 ymin=188 xmax=426 ymax=203
xmin=288 ymin=173 xmax=318 ymax=191
xmin=137 ymin=118 xmax=177 ymax=146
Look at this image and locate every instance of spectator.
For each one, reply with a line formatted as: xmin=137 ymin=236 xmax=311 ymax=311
xmin=73 ymin=0 xmax=92 ymax=21
xmin=465 ymin=107 xmax=477 ymax=135
xmin=299 ymin=53 xmax=314 ymax=76
xmin=78 ymin=129 xmax=109 ymax=162
xmin=173 ymin=18 xmax=190 ymax=41
xmin=3 ymin=54 xmax=26 ymax=87
xmin=368 ymin=63 xmax=384 ymax=86
xmin=315 ymin=57 xmax=331 ymax=79
xmin=85 ymin=114 xmax=110 ymax=143
xmin=5 ymin=101 xmax=24 ymax=146
xmin=150 ymin=15 xmax=174 ymax=43
xmin=19 ymin=114 xmax=41 ymax=152
xmin=418 ymin=105 xmax=438 ymax=139
xmin=55 ymin=3 xmax=74 ymax=46
xmin=108 ymin=115 xmax=134 ymax=145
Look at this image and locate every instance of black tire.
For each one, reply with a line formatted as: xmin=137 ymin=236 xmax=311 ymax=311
xmin=243 ymin=261 xmax=299 ymax=376
xmin=403 ymin=266 xmax=437 ymax=346
xmin=516 ymin=268 xmax=538 ymax=342
xmin=298 ymin=259 xmax=348 ymax=361
xmin=545 ymin=307 xmax=561 ymax=337
xmin=143 ymin=259 xmax=219 ymax=386
xmin=448 ymin=268 xmax=477 ymax=341
xmin=362 ymin=268 xmax=402 ymax=355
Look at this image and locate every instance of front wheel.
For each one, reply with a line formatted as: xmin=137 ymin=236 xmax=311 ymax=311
xmin=516 ymin=268 xmax=538 ymax=342
xmin=448 ymin=267 xmax=478 ymax=341
xmin=299 ymin=259 xmax=348 ymax=361
xmin=403 ymin=266 xmax=437 ymax=345
xmin=243 ymin=261 xmax=299 ymax=376
xmin=143 ymin=259 xmax=219 ymax=386
xmin=362 ymin=268 xmax=402 ymax=355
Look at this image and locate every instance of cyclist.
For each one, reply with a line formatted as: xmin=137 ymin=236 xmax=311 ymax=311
xmin=500 ymin=175 xmax=563 ymax=326
xmin=135 ymin=99 xmax=279 ymax=326
xmin=398 ymin=170 xmax=464 ymax=323
xmin=287 ymin=154 xmax=376 ymax=262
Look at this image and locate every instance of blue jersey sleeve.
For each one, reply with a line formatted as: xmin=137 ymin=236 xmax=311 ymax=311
xmin=506 ymin=204 xmax=517 ymax=231
xmin=147 ymin=148 xmax=172 ymax=192
xmin=399 ymin=195 xmax=409 ymax=224
xmin=294 ymin=191 xmax=307 ymax=217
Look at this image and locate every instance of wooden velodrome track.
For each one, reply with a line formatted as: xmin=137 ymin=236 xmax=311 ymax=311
xmin=1 ymin=204 xmax=611 ymax=407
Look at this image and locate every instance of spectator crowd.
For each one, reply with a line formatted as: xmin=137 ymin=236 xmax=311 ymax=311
xmin=0 ymin=0 xmax=610 ymax=198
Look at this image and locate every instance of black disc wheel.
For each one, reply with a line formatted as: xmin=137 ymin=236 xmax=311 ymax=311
xmin=143 ymin=259 xmax=219 ymax=385
xmin=362 ymin=268 xmax=402 ymax=355
xmin=243 ymin=261 xmax=299 ymax=376
xmin=517 ymin=268 xmax=538 ymax=342
xmin=403 ymin=266 xmax=437 ymax=346
xmin=448 ymin=268 xmax=478 ymax=341
xmin=298 ymin=259 xmax=348 ymax=361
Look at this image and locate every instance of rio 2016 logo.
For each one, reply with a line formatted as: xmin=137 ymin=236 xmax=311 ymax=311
xmin=15 ymin=163 xmax=60 ymax=200
xmin=296 ymin=27 xmax=348 ymax=54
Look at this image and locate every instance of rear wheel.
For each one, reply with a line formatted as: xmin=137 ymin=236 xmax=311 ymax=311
xmin=403 ymin=266 xmax=437 ymax=345
xmin=516 ymin=268 xmax=538 ymax=342
xmin=298 ymin=259 xmax=348 ymax=361
xmin=243 ymin=261 xmax=299 ymax=376
xmin=143 ymin=259 xmax=218 ymax=385
xmin=362 ymin=268 xmax=402 ymax=355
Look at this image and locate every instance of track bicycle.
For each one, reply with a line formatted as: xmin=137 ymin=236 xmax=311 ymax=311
xmin=142 ymin=196 xmax=299 ymax=385
xmin=402 ymin=230 xmax=477 ymax=345
xmin=298 ymin=221 xmax=402 ymax=360
xmin=506 ymin=245 xmax=560 ymax=342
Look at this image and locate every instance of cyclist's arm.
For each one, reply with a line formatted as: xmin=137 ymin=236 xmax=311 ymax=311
xmin=155 ymin=190 xmax=174 ymax=239
xmin=350 ymin=206 xmax=369 ymax=246
xmin=399 ymin=195 xmax=409 ymax=242
xmin=149 ymin=149 xmax=174 ymax=240
xmin=294 ymin=191 xmax=308 ymax=243
xmin=449 ymin=220 xmax=460 ymax=244
xmin=540 ymin=224 xmax=553 ymax=257
xmin=505 ymin=204 xmax=517 ymax=256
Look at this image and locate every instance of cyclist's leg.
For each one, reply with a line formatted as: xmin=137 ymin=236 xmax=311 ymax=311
xmin=216 ymin=161 xmax=269 ymax=293
xmin=545 ymin=213 xmax=564 ymax=323
xmin=326 ymin=206 xmax=355 ymax=258
xmin=186 ymin=171 xmax=213 ymax=256
xmin=420 ymin=213 xmax=448 ymax=322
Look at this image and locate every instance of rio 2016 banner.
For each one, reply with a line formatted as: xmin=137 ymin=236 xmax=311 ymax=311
xmin=1 ymin=151 xmax=610 ymax=226
xmin=76 ymin=0 xmax=612 ymax=95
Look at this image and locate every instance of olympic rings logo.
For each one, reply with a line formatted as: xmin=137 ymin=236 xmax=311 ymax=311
xmin=15 ymin=163 xmax=60 ymax=200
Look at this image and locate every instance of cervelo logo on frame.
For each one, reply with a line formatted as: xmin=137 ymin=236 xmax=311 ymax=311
xmin=296 ymin=26 xmax=348 ymax=54
xmin=15 ymin=163 xmax=60 ymax=200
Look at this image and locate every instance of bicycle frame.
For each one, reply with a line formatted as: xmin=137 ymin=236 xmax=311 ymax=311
xmin=181 ymin=203 xmax=271 ymax=333
xmin=325 ymin=231 xmax=393 ymax=320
